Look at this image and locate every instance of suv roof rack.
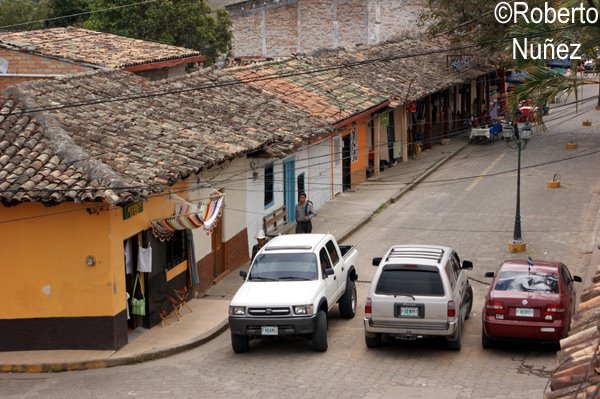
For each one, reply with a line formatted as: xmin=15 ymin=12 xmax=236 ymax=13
xmin=386 ymin=247 xmax=445 ymax=264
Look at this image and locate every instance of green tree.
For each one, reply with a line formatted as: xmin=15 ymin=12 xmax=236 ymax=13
xmin=45 ymin=0 xmax=89 ymax=27
xmin=84 ymin=0 xmax=232 ymax=65
xmin=506 ymin=0 xmax=600 ymax=114
xmin=421 ymin=0 xmax=600 ymax=117
xmin=0 ymin=0 xmax=50 ymax=31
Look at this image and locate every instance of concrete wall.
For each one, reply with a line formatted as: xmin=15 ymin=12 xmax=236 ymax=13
xmin=227 ymin=0 xmax=425 ymax=57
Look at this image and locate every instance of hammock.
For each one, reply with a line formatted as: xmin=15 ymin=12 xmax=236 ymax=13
xmin=151 ymin=194 xmax=224 ymax=241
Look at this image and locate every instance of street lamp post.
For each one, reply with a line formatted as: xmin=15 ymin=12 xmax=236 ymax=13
xmin=503 ymin=118 xmax=531 ymax=253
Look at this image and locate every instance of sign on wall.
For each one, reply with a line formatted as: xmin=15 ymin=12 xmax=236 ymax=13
xmin=123 ymin=201 xmax=144 ymax=220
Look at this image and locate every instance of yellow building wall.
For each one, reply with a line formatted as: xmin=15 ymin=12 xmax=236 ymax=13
xmin=0 ymin=182 xmax=189 ymax=319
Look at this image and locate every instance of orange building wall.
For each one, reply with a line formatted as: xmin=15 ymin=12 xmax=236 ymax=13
xmin=0 ymin=182 xmax=189 ymax=320
xmin=339 ymin=116 xmax=369 ymax=187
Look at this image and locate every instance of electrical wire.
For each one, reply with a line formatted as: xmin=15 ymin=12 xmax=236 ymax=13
xmin=4 ymin=25 xmax=589 ymax=117
xmin=0 ymin=0 xmax=160 ymax=31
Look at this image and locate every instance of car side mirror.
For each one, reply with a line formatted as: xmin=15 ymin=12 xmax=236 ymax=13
xmin=484 ymin=272 xmax=495 ymax=278
xmin=573 ymin=275 xmax=582 ymax=282
xmin=323 ymin=268 xmax=334 ymax=278
xmin=372 ymin=257 xmax=382 ymax=266
xmin=240 ymin=270 xmax=247 ymax=279
xmin=462 ymin=260 xmax=473 ymax=270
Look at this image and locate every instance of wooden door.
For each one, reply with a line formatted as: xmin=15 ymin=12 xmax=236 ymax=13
xmin=211 ymin=215 xmax=224 ymax=279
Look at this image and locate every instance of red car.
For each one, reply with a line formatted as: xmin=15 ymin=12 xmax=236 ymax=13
xmin=482 ymin=259 xmax=582 ymax=348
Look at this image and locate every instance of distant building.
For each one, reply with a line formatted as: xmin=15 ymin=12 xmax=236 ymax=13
xmin=225 ymin=0 xmax=426 ymax=58
xmin=0 ymin=27 xmax=205 ymax=90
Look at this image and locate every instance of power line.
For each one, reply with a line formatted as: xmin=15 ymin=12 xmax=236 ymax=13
xmin=0 ymin=0 xmax=160 ymax=31
xmin=3 ymin=124 xmax=598 ymax=224
xmin=6 ymin=25 xmax=585 ymax=117
xmin=1 ymin=91 xmax=597 ymax=195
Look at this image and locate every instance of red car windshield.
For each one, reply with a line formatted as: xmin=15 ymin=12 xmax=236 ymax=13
xmin=494 ymin=271 xmax=560 ymax=294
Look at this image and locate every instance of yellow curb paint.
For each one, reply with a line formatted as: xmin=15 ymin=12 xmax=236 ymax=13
xmin=465 ymin=152 xmax=506 ymax=192
xmin=508 ymin=242 xmax=527 ymax=253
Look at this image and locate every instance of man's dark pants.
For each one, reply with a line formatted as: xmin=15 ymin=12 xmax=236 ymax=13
xmin=296 ymin=221 xmax=312 ymax=233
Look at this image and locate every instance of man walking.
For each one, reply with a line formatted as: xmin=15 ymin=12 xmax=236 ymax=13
xmin=295 ymin=192 xmax=315 ymax=233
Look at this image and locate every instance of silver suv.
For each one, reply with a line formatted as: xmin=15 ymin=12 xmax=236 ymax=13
xmin=364 ymin=245 xmax=473 ymax=350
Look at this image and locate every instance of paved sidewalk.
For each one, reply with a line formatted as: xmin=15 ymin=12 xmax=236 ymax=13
xmin=0 ymin=134 xmax=469 ymax=373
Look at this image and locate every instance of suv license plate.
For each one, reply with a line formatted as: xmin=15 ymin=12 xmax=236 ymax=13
xmin=516 ymin=308 xmax=534 ymax=317
xmin=261 ymin=326 xmax=278 ymax=335
xmin=400 ymin=307 xmax=419 ymax=317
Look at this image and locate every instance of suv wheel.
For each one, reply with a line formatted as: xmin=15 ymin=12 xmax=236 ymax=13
xmin=464 ymin=284 xmax=473 ymax=320
xmin=365 ymin=333 xmax=382 ymax=348
xmin=339 ymin=279 xmax=357 ymax=319
xmin=311 ymin=310 xmax=328 ymax=352
xmin=446 ymin=321 xmax=462 ymax=351
xmin=231 ymin=333 xmax=249 ymax=353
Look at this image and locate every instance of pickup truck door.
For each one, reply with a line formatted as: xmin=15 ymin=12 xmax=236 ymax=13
xmin=325 ymin=240 xmax=345 ymax=299
xmin=319 ymin=247 xmax=338 ymax=307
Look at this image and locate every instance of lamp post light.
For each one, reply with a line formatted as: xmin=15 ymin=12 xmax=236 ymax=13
xmin=504 ymin=118 xmax=532 ymax=253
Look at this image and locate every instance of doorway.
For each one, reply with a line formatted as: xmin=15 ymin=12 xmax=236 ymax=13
xmin=283 ymin=158 xmax=296 ymax=222
xmin=342 ymin=135 xmax=351 ymax=190
xmin=123 ymin=234 xmax=146 ymax=333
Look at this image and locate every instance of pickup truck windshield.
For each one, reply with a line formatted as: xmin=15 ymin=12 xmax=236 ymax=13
xmin=249 ymin=253 xmax=318 ymax=281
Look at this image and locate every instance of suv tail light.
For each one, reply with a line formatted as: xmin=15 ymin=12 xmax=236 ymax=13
xmin=447 ymin=300 xmax=456 ymax=319
xmin=365 ymin=298 xmax=372 ymax=319
xmin=486 ymin=300 xmax=505 ymax=319
xmin=544 ymin=304 xmax=565 ymax=320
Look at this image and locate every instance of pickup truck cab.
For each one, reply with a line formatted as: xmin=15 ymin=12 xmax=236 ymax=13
xmin=365 ymin=245 xmax=473 ymax=350
xmin=229 ymin=233 xmax=358 ymax=353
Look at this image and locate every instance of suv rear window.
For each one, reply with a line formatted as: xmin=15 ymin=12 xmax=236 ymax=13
xmin=375 ymin=265 xmax=445 ymax=296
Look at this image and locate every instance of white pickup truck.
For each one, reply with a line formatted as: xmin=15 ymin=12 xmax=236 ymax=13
xmin=228 ymin=233 xmax=358 ymax=353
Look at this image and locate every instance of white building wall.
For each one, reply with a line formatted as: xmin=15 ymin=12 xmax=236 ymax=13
xmin=245 ymin=137 xmax=336 ymax=254
xmin=245 ymin=158 xmax=285 ymax=255
xmin=187 ymin=157 xmax=248 ymax=260
xmin=304 ymin=139 xmax=331 ymax=209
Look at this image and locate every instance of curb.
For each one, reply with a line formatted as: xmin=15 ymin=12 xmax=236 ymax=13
xmin=0 ymin=320 xmax=229 ymax=373
xmin=338 ymin=142 xmax=469 ymax=243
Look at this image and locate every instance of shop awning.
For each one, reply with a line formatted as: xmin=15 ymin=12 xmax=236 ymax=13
xmin=151 ymin=193 xmax=224 ymax=241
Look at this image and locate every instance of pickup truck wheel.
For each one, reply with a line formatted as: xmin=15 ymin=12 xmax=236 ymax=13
xmin=231 ymin=334 xmax=249 ymax=353
xmin=446 ymin=321 xmax=462 ymax=351
xmin=365 ymin=333 xmax=381 ymax=348
xmin=311 ymin=310 xmax=328 ymax=352
xmin=464 ymin=284 xmax=473 ymax=320
xmin=339 ymin=280 xmax=357 ymax=319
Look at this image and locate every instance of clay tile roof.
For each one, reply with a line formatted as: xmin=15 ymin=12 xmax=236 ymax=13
xmin=0 ymin=27 xmax=202 ymax=68
xmin=301 ymin=35 xmax=497 ymax=106
xmin=546 ymin=267 xmax=600 ymax=398
xmin=0 ymin=69 xmax=329 ymax=205
xmin=227 ymin=58 xmax=388 ymax=125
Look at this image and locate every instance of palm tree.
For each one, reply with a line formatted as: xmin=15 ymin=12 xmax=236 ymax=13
xmin=507 ymin=0 xmax=600 ymax=118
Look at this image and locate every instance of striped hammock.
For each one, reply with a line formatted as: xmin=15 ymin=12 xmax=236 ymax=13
xmin=151 ymin=195 xmax=224 ymax=241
